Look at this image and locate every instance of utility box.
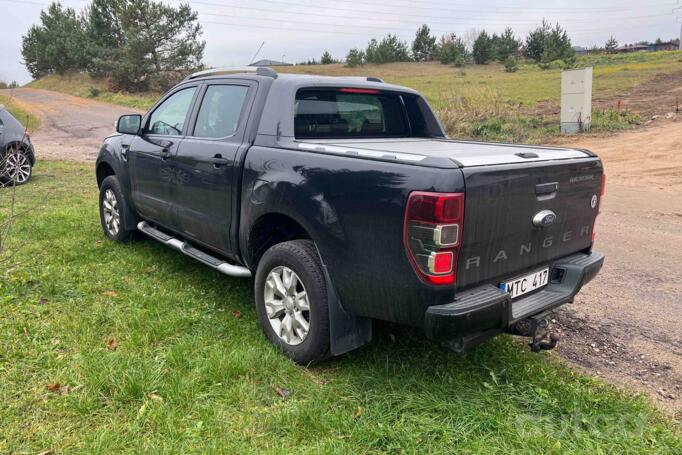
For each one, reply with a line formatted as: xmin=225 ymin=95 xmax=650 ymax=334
xmin=561 ymin=67 xmax=592 ymax=133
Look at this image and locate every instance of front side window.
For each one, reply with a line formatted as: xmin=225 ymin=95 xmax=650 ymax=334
xmin=193 ymin=85 xmax=249 ymax=138
xmin=294 ymin=88 xmax=409 ymax=139
xmin=147 ymin=87 xmax=197 ymax=136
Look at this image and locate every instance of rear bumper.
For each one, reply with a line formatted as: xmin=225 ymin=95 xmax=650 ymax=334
xmin=424 ymin=251 xmax=604 ymax=351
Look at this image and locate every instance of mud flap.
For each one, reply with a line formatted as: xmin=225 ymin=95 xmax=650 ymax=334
xmin=320 ymin=262 xmax=372 ymax=356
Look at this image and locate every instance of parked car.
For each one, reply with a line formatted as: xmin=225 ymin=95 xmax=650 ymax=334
xmin=0 ymin=105 xmax=35 ymax=185
xmin=96 ymin=67 xmax=605 ymax=364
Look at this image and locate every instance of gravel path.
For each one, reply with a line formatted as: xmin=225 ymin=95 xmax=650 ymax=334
xmin=557 ymin=119 xmax=682 ymax=414
xmin=1 ymin=88 xmax=143 ymax=161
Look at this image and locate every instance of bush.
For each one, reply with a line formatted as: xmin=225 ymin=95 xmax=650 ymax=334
xmin=504 ymin=57 xmax=518 ymax=72
xmin=87 ymin=86 xmax=101 ymax=98
xmin=592 ymin=108 xmax=641 ymax=131
xmin=472 ymin=118 xmax=503 ymax=136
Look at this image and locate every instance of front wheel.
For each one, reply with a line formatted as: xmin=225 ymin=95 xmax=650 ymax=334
xmin=254 ymin=240 xmax=330 ymax=364
xmin=99 ymin=175 xmax=135 ymax=242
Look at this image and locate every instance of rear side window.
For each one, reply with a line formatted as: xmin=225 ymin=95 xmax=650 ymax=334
xmin=295 ymin=88 xmax=410 ymax=139
xmin=194 ymin=85 xmax=249 ymax=138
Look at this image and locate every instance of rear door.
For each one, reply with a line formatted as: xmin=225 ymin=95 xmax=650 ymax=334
xmin=129 ymin=85 xmax=199 ymax=230
xmin=457 ymin=158 xmax=603 ymax=289
xmin=173 ymin=81 xmax=254 ymax=254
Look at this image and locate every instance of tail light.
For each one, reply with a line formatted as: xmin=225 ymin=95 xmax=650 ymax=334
xmin=592 ymin=174 xmax=606 ymax=241
xmin=403 ymin=192 xmax=464 ymax=285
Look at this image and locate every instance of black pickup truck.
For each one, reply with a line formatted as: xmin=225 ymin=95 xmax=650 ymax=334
xmin=96 ymin=67 xmax=604 ymax=364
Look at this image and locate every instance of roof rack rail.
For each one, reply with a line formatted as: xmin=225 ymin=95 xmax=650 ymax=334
xmin=184 ymin=66 xmax=277 ymax=81
xmin=366 ymin=76 xmax=384 ymax=83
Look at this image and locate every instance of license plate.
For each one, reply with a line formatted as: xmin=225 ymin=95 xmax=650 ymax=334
xmin=499 ymin=268 xmax=549 ymax=299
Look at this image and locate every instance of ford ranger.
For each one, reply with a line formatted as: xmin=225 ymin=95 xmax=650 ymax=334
xmin=95 ymin=67 xmax=605 ymax=364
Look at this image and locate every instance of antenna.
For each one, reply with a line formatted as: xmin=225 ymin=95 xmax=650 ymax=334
xmin=250 ymin=41 xmax=265 ymax=65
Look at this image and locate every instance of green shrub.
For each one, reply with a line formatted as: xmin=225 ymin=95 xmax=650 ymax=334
xmin=472 ymin=118 xmax=503 ymax=136
xmin=504 ymin=56 xmax=518 ymax=73
xmin=88 ymin=86 xmax=101 ymax=98
xmin=592 ymin=108 xmax=642 ymax=131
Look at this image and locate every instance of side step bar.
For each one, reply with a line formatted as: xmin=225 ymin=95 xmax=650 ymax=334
xmin=137 ymin=221 xmax=252 ymax=278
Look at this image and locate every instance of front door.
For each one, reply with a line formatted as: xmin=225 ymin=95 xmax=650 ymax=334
xmin=173 ymin=82 xmax=253 ymax=254
xmin=129 ymin=86 xmax=198 ymax=230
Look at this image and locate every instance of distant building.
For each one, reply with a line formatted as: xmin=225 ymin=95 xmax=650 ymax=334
xmin=572 ymin=46 xmax=589 ymax=55
xmin=249 ymin=59 xmax=293 ymax=67
xmin=654 ymin=42 xmax=678 ymax=52
xmin=616 ymin=44 xmax=650 ymax=53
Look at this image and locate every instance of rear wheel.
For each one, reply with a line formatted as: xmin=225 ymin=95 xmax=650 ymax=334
xmin=99 ymin=175 xmax=135 ymax=242
xmin=255 ymin=240 xmax=330 ymax=364
xmin=1 ymin=147 xmax=32 ymax=185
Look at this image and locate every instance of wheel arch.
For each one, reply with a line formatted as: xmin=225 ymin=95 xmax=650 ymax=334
xmin=246 ymin=212 xmax=312 ymax=270
xmin=96 ymin=161 xmax=116 ymax=188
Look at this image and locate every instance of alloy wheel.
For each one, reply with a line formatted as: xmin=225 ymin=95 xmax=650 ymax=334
xmin=264 ymin=266 xmax=311 ymax=345
xmin=102 ymin=188 xmax=121 ymax=236
xmin=4 ymin=149 xmax=31 ymax=184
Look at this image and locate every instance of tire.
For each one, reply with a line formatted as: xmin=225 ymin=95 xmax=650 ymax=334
xmin=255 ymin=240 xmax=331 ymax=364
xmin=99 ymin=175 xmax=135 ymax=243
xmin=1 ymin=147 xmax=32 ymax=186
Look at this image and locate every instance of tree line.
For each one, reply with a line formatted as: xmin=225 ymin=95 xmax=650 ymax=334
xmin=21 ymin=0 xmax=205 ymax=92
xmin=315 ymin=21 xmax=575 ymax=72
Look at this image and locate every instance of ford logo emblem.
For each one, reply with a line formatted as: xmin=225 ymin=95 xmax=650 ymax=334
xmin=532 ymin=210 xmax=557 ymax=227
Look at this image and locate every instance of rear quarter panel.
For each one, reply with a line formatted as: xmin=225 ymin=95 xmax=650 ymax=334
xmin=240 ymin=146 xmax=464 ymax=325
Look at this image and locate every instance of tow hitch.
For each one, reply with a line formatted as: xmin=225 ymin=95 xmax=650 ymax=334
xmin=508 ymin=312 xmax=560 ymax=352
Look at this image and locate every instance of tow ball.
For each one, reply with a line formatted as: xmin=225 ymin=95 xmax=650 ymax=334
xmin=509 ymin=313 xmax=560 ymax=352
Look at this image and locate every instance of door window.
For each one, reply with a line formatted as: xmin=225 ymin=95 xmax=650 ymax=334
xmin=147 ymin=87 xmax=197 ymax=136
xmin=193 ymin=85 xmax=249 ymax=138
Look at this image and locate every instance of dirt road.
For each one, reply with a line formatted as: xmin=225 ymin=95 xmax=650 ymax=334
xmin=7 ymin=87 xmax=682 ymax=413
xmin=0 ymin=88 xmax=142 ymax=161
xmin=557 ymin=119 xmax=682 ymax=413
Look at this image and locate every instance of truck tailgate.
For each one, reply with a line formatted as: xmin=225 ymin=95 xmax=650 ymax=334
xmin=457 ymin=157 xmax=603 ymax=289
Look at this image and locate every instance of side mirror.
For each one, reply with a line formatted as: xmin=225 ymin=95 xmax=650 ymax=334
xmin=116 ymin=114 xmax=142 ymax=135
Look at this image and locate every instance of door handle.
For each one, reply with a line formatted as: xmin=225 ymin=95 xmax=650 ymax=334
xmin=159 ymin=148 xmax=171 ymax=160
xmin=209 ymin=156 xmax=230 ymax=168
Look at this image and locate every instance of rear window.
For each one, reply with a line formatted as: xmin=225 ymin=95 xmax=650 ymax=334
xmin=295 ymin=88 xmax=410 ymax=139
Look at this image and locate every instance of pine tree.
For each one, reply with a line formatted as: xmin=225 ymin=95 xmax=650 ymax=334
xmin=320 ymin=51 xmax=335 ymax=64
xmin=524 ymin=19 xmax=551 ymax=62
xmin=412 ymin=24 xmax=437 ymax=61
xmin=494 ymin=27 xmax=521 ymax=62
xmin=438 ymin=33 xmax=468 ymax=66
xmin=604 ymin=36 xmax=618 ymax=54
xmin=472 ymin=30 xmax=493 ymax=64
xmin=345 ymin=48 xmax=366 ymax=67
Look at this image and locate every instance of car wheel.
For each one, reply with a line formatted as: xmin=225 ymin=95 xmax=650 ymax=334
xmin=99 ymin=175 xmax=135 ymax=243
xmin=1 ymin=147 xmax=32 ymax=185
xmin=255 ymin=240 xmax=330 ymax=364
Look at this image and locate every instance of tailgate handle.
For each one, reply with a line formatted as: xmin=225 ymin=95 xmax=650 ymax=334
xmin=516 ymin=152 xmax=539 ymax=159
xmin=536 ymin=182 xmax=558 ymax=196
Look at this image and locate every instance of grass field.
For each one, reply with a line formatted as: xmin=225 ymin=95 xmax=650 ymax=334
xmin=1 ymin=161 xmax=680 ymax=453
xmin=26 ymin=51 xmax=682 ymax=143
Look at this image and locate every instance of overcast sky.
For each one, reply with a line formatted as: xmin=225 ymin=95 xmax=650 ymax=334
xmin=1 ymin=0 xmax=680 ymax=84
